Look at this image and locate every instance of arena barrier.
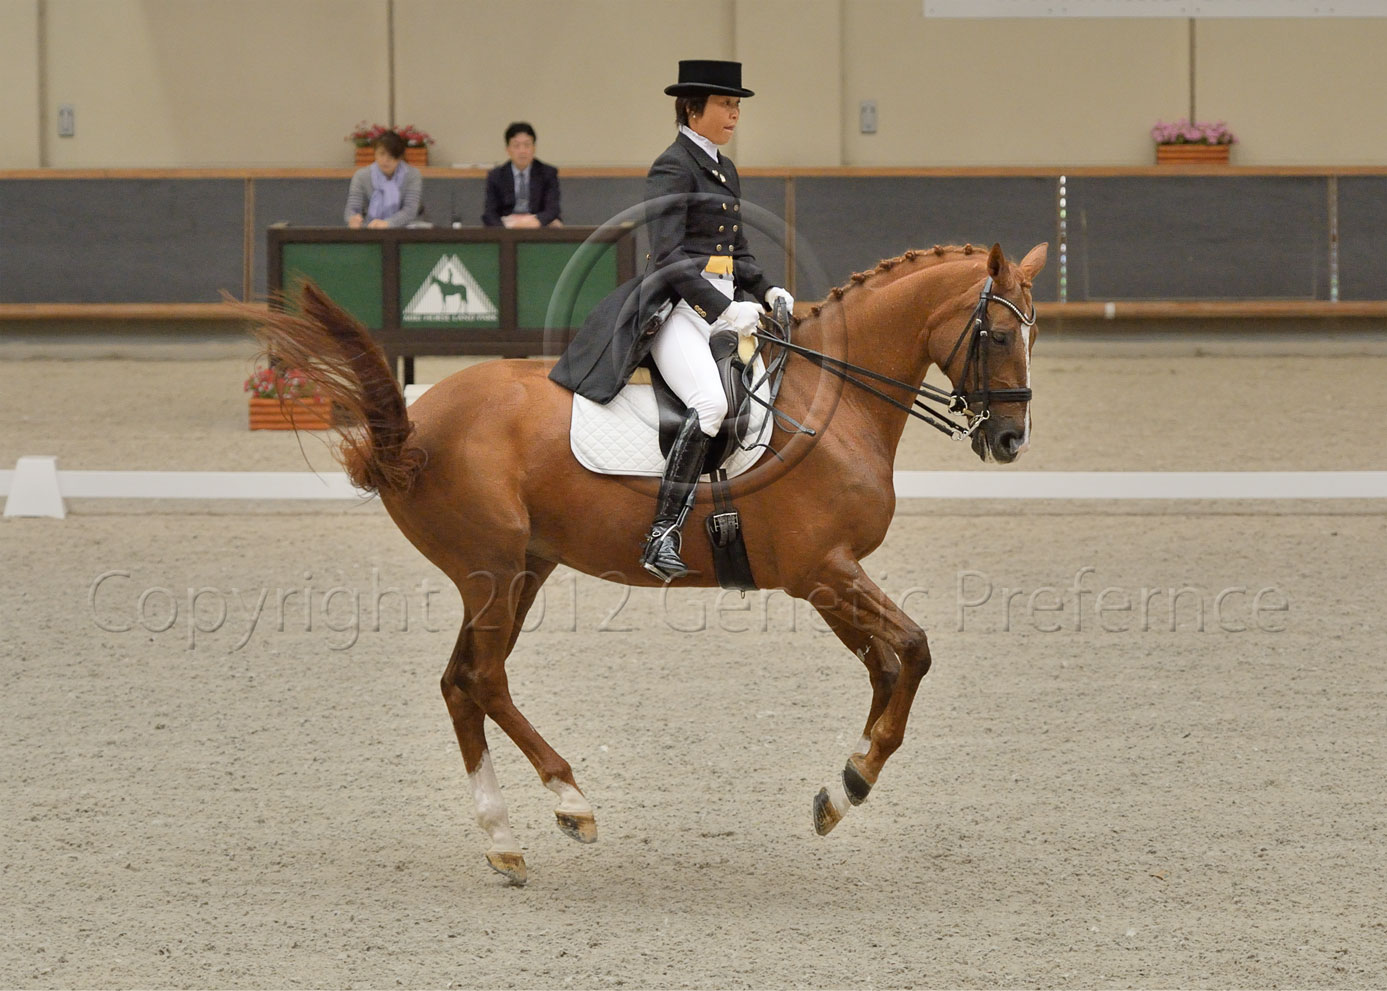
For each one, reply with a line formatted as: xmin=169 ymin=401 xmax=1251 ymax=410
xmin=4 ymin=456 xmax=1386 ymax=519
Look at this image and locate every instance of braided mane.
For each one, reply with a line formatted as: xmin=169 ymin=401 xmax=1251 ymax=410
xmin=803 ymin=243 xmax=1014 ymax=320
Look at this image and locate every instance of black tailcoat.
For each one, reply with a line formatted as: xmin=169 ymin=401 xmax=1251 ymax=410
xmin=549 ymin=132 xmax=775 ymax=403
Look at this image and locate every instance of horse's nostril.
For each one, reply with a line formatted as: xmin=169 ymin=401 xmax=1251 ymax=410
xmin=996 ymin=429 xmax=1023 ymax=454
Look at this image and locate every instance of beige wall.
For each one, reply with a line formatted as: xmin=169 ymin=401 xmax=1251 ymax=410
xmin=842 ymin=5 xmax=1190 ymax=166
xmin=1197 ymin=18 xmax=1387 ymax=166
xmin=11 ymin=2 xmax=1387 ymax=168
xmin=395 ymin=0 xmax=732 ymax=168
xmin=42 ymin=0 xmax=389 ymax=167
xmin=0 ymin=0 xmax=42 ymax=168
xmin=733 ymin=0 xmax=842 ymax=168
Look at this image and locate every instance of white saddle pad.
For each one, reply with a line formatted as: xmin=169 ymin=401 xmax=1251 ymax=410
xmin=570 ymin=356 xmax=773 ymax=478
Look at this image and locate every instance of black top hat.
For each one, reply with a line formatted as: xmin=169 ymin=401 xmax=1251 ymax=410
xmin=664 ymin=60 xmax=754 ymax=98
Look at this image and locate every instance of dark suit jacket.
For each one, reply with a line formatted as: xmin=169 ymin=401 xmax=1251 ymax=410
xmin=482 ymin=159 xmax=562 ymax=226
xmin=548 ymin=132 xmax=776 ymax=403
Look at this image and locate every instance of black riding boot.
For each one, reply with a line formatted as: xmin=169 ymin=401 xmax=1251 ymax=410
xmin=640 ymin=409 xmax=711 ymax=582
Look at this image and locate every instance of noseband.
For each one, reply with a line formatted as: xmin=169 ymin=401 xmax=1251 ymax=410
xmin=753 ymin=275 xmax=1035 ymax=441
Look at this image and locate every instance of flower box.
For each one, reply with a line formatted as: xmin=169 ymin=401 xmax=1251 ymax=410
xmin=354 ymin=145 xmax=429 ymax=167
xmin=1156 ymin=143 xmax=1231 ymax=165
xmin=1151 ymin=119 xmax=1234 ymax=166
xmin=248 ymin=396 xmax=332 ymax=431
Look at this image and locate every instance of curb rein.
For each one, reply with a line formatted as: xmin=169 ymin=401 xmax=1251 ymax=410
xmin=750 ymin=276 xmax=1036 ymax=442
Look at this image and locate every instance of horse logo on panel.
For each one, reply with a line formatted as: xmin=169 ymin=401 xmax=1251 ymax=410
xmin=403 ymin=254 xmax=499 ymax=323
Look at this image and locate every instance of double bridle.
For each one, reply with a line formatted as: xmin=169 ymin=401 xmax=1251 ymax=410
xmin=752 ymin=276 xmax=1036 ymax=441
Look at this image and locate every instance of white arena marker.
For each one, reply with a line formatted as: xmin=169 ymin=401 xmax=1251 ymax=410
xmin=5 ymin=461 xmax=1387 ymax=512
xmin=3 ymin=455 xmax=66 ymax=518
xmin=1103 ymin=302 xmax=1116 ymax=320
xmin=404 ymin=383 xmax=433 ymax=406
xmin=892 ymin=471 xmax=1387 ymax=500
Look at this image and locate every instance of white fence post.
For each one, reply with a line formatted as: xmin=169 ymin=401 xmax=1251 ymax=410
xmin=3 ymin=456 xmax=67 ymax=519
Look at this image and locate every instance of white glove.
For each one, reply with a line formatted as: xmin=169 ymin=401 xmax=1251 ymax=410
xmin=713 ymin=300 xmax=764 ymax=335
xmin=765 ymin=286 xmax=795 ymax=315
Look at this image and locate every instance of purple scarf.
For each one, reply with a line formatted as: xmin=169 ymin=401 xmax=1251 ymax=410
xmin=367 ymin=162 xmax=407 ymax=222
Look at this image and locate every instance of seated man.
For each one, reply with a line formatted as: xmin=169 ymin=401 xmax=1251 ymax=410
xmin=344 ymin=131 xmax=423 ymax=229
xmin=482 ymin=122 xmax=562 ymax=228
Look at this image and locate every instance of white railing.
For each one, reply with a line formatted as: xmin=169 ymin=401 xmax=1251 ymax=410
xmin=5 ymin=456 xmax=1386 ymax=519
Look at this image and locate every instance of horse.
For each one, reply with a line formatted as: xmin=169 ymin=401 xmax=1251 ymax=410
xmin=432 ymin=273 xmax=468 ymax=308
xmin=252 ymin=240 xmax=1048 ymax=885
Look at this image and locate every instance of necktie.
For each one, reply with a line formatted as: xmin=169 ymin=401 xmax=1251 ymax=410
xmin=515 ymin=171 xmax=530 ymax=213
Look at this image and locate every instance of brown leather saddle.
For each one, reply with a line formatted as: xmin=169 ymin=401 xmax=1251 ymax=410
xmin=646 ymin=329 xmax=758 ymax=474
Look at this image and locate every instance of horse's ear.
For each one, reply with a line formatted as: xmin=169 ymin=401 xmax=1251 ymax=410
xmin=1020 ymin=242 xmax=1049 ymax=279
xmin=986 ymin=242 xmax=1006 ymax=280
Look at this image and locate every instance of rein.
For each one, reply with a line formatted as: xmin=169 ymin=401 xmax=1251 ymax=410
xmin=753 ymin=276 xmax=1035 ymax=441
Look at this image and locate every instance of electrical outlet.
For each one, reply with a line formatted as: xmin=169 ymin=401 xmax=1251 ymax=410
xmin=58 ymin=104 xmax=75 ymax=138
xmin=860 ymin=100 xmax=877 ymax=135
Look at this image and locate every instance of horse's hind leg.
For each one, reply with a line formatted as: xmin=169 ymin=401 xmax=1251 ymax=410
xmin=442 ymin=675 xmax=527 ymax=885
xmin=441 ymin=560 xmax=595 ymax=881
xmin=501 ymin=559 xmax=597 ymax=845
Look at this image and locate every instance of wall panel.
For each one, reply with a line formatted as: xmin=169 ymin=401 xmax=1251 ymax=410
xmin=793 ymin=177 xmax=1058 ymax=300
xmin=1065 ymin=176 xmax=1328 ymax=300
xmin=0 ymin=178 xmax=243 ymax=302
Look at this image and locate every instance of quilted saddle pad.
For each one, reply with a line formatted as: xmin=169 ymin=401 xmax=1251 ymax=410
xmin=569 ymin=357 xmax=773 ymax=478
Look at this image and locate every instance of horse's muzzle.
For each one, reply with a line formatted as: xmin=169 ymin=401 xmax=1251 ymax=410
xmin=972 ymin=420 xmax=1026 ymax=464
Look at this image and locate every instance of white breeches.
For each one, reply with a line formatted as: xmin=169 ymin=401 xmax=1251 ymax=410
xmin=648 ymin=276 xmax=733 ymax=437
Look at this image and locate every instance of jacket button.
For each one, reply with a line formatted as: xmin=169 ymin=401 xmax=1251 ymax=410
xmin=733 ymin=204 xmax=740 ymax=212
xmin=718 ymin=225 xmax=725 ymax=233
xmin=733 ymin=225 xmax=739 ymax=232
xmin=721 ymin=203 xmax=728 ymax=210
xmin=716 ymin=244 xmax=723 ymax=251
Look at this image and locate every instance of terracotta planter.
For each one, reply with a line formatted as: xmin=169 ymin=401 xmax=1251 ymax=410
xmin=353 ymin=145 xmax=429 ymax=167
xmin=248 ymin=396 xmax=332 ymax=431
xmin=1156 ymin=143 xmax=1231 ymax=165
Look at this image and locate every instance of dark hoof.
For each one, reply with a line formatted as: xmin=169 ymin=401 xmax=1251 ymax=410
xmin=843 ymin=758 xmax=873 ymax=806
xmin=812 ymin=787 xmax=842 ymax=836
xmin=555 ymin=810 xmax=598 ymax=844
xmin=485 ymin=849 xmax=527 ymax=886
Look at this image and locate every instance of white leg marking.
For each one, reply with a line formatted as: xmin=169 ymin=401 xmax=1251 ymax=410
xmin=468 ymin=751 xmax=521 ymax=853
xmin=824 ymin=774 xmax=854 ymax=819
xmin=545 ymin=777 xmax=594 ymax=817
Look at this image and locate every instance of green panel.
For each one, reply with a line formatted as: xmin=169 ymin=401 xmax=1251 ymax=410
xmin=517 ymin=241 xmax=619 ymax=330
xmin=282 ymin=243 xmax=383 ymax=328
xmin=398 ymin=242 xmax=501 ymax=329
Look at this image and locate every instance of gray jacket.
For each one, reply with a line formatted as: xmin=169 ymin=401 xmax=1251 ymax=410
xmin=344 ymin=163 xmax=423 ymax=227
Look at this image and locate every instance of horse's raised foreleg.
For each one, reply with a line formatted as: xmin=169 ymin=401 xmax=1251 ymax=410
xmin=820 ymin=612 xmax=902 ymax=753
xmin=798 ymin=558 xmax=932 ymax=836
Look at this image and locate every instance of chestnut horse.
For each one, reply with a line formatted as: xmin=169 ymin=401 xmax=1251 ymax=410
xmin=253 ymin=240 xmax=1048 ymax=885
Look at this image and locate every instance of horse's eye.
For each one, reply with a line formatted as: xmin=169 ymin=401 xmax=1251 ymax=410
xmin=991 ymin=330 xmax=1010 ymax=347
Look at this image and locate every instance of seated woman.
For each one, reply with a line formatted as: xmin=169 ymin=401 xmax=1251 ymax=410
xmin=344 ymin=131 xmax=422 ymax=229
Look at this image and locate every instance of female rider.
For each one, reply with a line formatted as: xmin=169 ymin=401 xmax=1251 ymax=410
xmin=550 ymin=59 xmax=794 ymax=582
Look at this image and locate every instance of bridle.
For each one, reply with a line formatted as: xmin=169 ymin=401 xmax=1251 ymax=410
xmin=751 ymin=275 xmax=1036 ymax=441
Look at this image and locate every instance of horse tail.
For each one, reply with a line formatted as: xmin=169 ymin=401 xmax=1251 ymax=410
xmin=248 ymin=282 xmax=426 ymax=494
